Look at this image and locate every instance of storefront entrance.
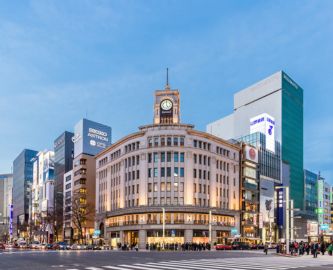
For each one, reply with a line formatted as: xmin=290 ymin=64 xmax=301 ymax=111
xmin=124 ymin=231 xmax=138 ymax=246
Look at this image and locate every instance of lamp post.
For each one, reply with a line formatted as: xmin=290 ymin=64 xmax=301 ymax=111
xmin=162 ymin=207 xmax=165 ymax=250
xmin=275 ymin=186 xmax=290 ymax=254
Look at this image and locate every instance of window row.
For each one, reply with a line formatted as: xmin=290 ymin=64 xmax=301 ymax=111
xmin=125 ymin=170 xmax=140 ymax=181
xmin=148 ymin=197 xmax=184 ymax=206
xmin=125 ymin=141 xmax=140 ymax=153
xmin=193 ymin=183 xmax=210 ymax=194
xmin=148 ymin=182 xmax=184 ymax=192
xmin=148 ymin=136 xmax=185 ymax=148
xmin=148 ymin=167 xmax=184 ymax=178
xmin=124 ymin=155 xmax=140 ymax=168
xmin=125 ymin=184 xmax=140 ymax=195
xmin=148 ymin=152 xmax=184 ymax=163
xmin=193 ymin=140 xmax=211 ymax=151
xmin=110 ymin=149 xmax=121 ymax=162
xmin=193 ymin=154 xmax=210 ymax=166
xmin=193 ymin=169 xmax=210 ymax=180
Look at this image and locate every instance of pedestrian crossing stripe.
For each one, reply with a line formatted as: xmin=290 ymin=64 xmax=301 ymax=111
xmin=91 ymin=257 xmax=333 ymax=270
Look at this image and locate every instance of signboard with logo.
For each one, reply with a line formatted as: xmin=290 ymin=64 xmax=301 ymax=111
xmin=244 ymin=145 xmax=258 ymax=163
xmin=73 ymin=119 xmax=112 ymax=157
xmin=250 ymin=113 xmax=275 ymax=153
xmin=307 ymin=221 xmax=318 ymax=236
xmin=259 ymin=179 xmax=275 ymax=228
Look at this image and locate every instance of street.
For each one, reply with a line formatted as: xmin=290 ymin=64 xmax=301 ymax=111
xmin=1 ymin=250 xmax=333 ymax=270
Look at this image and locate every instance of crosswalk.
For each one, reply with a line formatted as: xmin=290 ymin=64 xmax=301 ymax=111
xmin=64 ymin=256 xmax=333 ymax=270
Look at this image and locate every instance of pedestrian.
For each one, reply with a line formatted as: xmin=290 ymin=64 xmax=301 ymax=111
xmin=312 ymin=242 xmax=318 ymax=258
xmin=264 ymin=244 xmax=268 ymax=255
xmin=327 ymin=243 xmax=333 ymax=256
xmin=321 ymin=242 xmax=326 ymax=256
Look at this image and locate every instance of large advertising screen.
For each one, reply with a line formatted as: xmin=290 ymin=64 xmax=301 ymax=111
xmin=250 ymin=113 xmax=275 ymax=153
xmin=73 ymin=119 xmax=112 ymax=157
xmin=260 ymin=178 xmax=275 ymax=227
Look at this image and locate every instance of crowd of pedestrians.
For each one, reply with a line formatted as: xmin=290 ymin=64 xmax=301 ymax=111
xmin=276 ymin=240 xmax=333 ymax=258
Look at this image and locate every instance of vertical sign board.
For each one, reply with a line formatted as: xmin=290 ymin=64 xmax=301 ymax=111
xmin=250 ymin=113 xmax=275 ymax=153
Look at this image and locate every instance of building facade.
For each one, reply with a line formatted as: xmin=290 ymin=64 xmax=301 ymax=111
xmin=54 ymin=131 xmax=74 ymax=240
xmin=317 ymin=175 xmax=331 ymax=233
xmin=206 ymin=71 xmax=304 ymax=210
xmin=0 ymin=174 xmax=13 ymax=241
xmin=12 ymin=149 xmax=38 ymax=238
xmin=68 ymin=118 xmax=112 ymax=243
xmin=237 ymin=132 xmax=281 ymax=243
xmin=30 ymin=150 xmax=55 ymax=242
xmin=63 ymin=170 xmax=73 ymax=242
xmin=95 ymin=84 xmax=241 ymax=249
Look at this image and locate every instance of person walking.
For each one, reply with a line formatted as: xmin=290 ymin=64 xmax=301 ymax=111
xmin=321 ymin=242 xmax=326 ymax=256
xmin=312 ymin=242 xmax=318 ymax=258
xmin=264 ymin=243 xmax=268 ymax=255
xmin=327 ymin=243 xmax=333 ymax=256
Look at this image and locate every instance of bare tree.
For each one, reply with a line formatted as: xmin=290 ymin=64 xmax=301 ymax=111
xmin=71 ymin=193 xmax=95 ymax=244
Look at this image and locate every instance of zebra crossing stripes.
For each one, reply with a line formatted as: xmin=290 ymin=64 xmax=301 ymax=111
xmin=78 ymin=256 xmax=333 ymax=270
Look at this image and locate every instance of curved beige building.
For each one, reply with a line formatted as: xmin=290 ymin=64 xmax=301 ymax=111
xmin=95 ymin=84 xmax=241 ymax=249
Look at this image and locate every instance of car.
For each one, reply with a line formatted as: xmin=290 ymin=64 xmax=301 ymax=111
xmin=231 ymin=242 xmax=250 ymax=250
xmin=87 ymin=244 xmax=102 ymax=250
xmin=18 ymin=241 xmax=28 ymax=248
xmin=215 ymin=244 xmax=232 ymax=250
xmin=0 ymin=243 xmax=5 ymax=250
xmin=57 ymin=242 xmax=70 ymax=250
xmin=30 ymin=241 xmax=41 ymax=249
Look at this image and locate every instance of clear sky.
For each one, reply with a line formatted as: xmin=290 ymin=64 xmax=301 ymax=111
xmin=0 ymin=0 xmax=332 ymax=182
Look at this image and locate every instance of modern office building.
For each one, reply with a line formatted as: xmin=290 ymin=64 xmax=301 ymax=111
xmin=70 ymin=118 xmax=112 ymax=243
xmin=0 ymin=174 xmax=13 ymax=241
xmin=30 ymin=150 xmax=55 ymax=242
xmin=95 ymin=83 xmax=241 ymax=249
xmin=54 ymin=131 xmax=74 ymax=240
xmin=207 ymin=71 xmax=304 ymax=210
xmin=12 ymin=149 xmax=38 ymax=238
xmin=63 ymin=170 xmax=73 ymax=242
xmin=317 ymin=174 xmax=331 ymax=233
xmin=236 ymin=132 xmax=281 ymax=242
xmin=304 ymin=170 xmax=318 ymax=219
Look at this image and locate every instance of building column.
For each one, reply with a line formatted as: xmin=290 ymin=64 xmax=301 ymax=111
xmin=139 ymin=230 xmax=147 ymax=250
xmin=120 ymin=230 xmax=124 ymax=246
xmin=211 ymin=229 xmax=217 ymax=245
xmin=184 ymin=229 xmax=193 ymax=243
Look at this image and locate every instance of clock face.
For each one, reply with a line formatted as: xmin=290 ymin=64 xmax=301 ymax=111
xmin=161 ymin=99 xmax=173 ymax=110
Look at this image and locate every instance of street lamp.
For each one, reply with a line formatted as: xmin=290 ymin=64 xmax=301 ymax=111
xmin=161 ymin=207 xmax=165 ymax=250
xmin=275 ymin=185 xmax=290 ymax=254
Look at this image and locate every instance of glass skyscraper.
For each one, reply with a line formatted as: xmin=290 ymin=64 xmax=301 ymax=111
xmin=12 ymin=149 xmax=38 ymax=238
xmin=207 ymin=71 xmax=304 ymax=209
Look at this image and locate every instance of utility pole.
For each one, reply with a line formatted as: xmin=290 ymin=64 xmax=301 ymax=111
xmin=209 ymin=210 xmax=212 ymax=247
xmin=162 ymin=207 xmax=165 ymax=250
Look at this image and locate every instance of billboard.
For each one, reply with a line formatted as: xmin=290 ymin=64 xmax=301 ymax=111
xmin=260 ymin=179 xmax=275 ymax=226
xmin=250 ymin=113 xmax=275 ymax=153
xmin=73 ymin=119 xmax=112 ymax=157
xmin=307 ymin=221 xmax=318 ymax=236
xmin=244 ymin=145 xmax=258 ymax=163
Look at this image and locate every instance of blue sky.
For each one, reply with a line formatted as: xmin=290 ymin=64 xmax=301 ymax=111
xmin=0 ymin=0 xmax=332 ymax=182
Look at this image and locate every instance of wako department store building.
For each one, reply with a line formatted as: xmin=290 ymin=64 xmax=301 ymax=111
xmin=95 ymin=83 xmax=242 ymax=249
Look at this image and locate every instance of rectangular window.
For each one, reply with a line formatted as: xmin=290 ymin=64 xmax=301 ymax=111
xmin=154 ymin=137 xmax=159 ymax=147
xmin=167 ymin=137 xmax=172 ymax=146
xmin=194 ymin=154 xmax=197 ymax=164
xmin=167 ymin=167 xmax=171 ymax=177
xmin=148 ymin=153 xmax=152 ymax=163
xmin=193 ymin=169 xmax=197 ymax=178
xmin=174 ymin=167 xmax=179 ymax=176
xmin=180 ymin=152 xmax=184 ymax=162
xmin=194 ymin=140 xmax=197 ymax=147
xmin=161 ymin=182 xmax=165 ymax=191
xmin=136 ymin=155 xmax=140 ymax=165
xmin=180 ymin=183 xmax=184 ymax=192
xmin=173 ymin=137 xmax=178 ymax=146
xmin=167 ymin=182 xmax=171 ymax=191
xmin=174 ymin=182 xmax=179 ymax=192
xmin=180 ymin=137 xmax=184 ymax=146
xmin=148 ymin=168 xmax=151 ymax=178
xmin=167 ymin=152 xmax=171 ymax=162
xmin=194 ymin=183 xmax=196 ymax=192
xmin=154 ymin=152 xmax=158 ymax=163
xmin=161 ymin=152 xmax=165 ymax=162
xmin=154 ymin=168 xmax=158 ymax=177
xmin=174 ymin=152 xmax=179 ymax=162
xmin=180 ymin=167 xmax=184 ymax=177
xmin=148 ymin=183 xmax=152 ymax=192
xmin=161 ymin=167 xmax=165 ymax=177
xmin=161 ymin=137 xmax=165 ymax=146
xmin=153 ymin=183 xmax=158 ymax=192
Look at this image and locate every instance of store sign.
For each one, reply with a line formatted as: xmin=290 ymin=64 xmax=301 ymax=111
xmin=244 ymin=145 xmax=258 ymax=163
xmin=250 ymin=113 xmax=275 ymax=153
xmin=259 ymin=213 xmax=263 ymax=229
xmin=320 ymin=224 xmax=329 ymax=231
xmin=307 ymin=221 xmax=318 ymax=236
xmin=231 ymin=228 xmax=238 ymax=236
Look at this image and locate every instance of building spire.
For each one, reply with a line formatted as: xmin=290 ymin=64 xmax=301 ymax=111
xmin=165 ymin=67 xmax=170 ymax=90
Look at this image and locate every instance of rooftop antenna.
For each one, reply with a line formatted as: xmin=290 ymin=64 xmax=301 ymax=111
xmin=165 ymin=68 xmax=170 ymax=90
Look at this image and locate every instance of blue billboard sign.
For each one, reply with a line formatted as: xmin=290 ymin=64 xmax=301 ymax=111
xmin=73 ymin=119 xmax=112 ymax=157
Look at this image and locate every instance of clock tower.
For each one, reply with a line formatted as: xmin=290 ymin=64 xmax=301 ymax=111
xmin=154 ymin=71 xmax=180 ymax=125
